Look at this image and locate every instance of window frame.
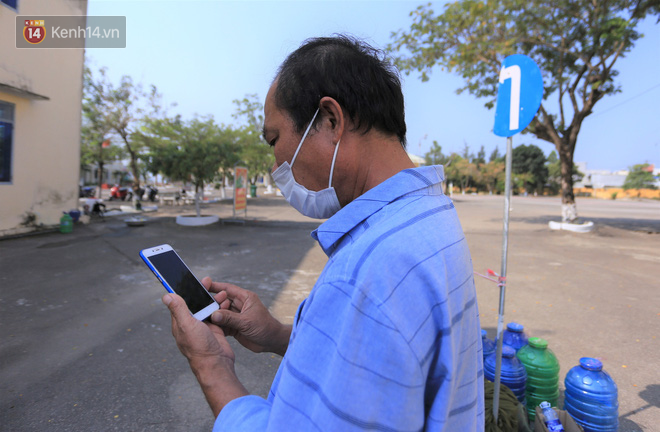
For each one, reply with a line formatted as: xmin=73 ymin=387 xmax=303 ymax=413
xmin=0 ymin=0 xmax=18 ymax=12
xmin=0 ymin=101 xmax=15 ymax=184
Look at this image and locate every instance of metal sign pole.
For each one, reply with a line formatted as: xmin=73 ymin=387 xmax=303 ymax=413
xmin=491 ymin=54 xmax=542 ymax=423
xmin=493 ymin=135 xmax=513 ymax=421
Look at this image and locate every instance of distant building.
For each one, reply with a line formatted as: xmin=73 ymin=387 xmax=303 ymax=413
xmin=0 ymin=0 xmax=87 ymax=236
xmin=575 ymin=162 xmax=660 ymax=191
xmin=575 ymin=162 xmax=628 ymax=189
xmin=407 ymin=153 xmax=426 ymax=167
xmin=80 ymin=161 xmax=130 ymax=187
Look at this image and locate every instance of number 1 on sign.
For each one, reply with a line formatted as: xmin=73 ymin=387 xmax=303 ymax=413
xmin=499 ymin=65 xmax=521 ymax=131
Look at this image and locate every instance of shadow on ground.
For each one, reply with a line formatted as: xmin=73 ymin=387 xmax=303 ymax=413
xmin=496 ymin=214 xmax=660 ymax=234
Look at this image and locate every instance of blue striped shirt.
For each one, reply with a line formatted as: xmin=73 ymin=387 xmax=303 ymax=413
xmin=215 ymin=166 xmax=484 ymax=431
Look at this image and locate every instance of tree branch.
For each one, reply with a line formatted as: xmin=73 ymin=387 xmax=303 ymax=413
xmin=568 ymin=64 xmax=588 ymax=114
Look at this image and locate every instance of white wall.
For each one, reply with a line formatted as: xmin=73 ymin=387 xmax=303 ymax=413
xmin=0 ymin=0 xmax=87 ymax=234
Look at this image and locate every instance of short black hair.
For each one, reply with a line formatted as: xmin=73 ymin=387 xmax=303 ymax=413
xmin=274 ymin=35 xmax=407 ymax=147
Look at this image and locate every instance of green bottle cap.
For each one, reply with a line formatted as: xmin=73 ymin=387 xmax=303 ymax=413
xmin=528 ymin=337 xmax=548 ymax=349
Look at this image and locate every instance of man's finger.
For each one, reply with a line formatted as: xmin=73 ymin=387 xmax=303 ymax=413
xmin=214 ymin=290 xmax=228 ymax=305
xmin=201 ymin=277 xmax=213 ymax=291
xmin=210 ymin=309 xmax=243 ymax=331
xmin=215 ymin=283 xmax=249 ymax=309
xmin=207 ymin=279 xmax=224 ymax=293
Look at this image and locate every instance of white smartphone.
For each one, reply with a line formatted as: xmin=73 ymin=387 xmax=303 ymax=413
xmin=140 ymin=244 xmax=219 ymax=321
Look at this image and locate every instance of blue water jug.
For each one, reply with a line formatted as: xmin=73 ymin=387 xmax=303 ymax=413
xmin=500 ymin=322 xmax=528 ymax=352
xmin=484 ymin=345 xmax=527 ymax=404
xmin=564 ymin=358 xmax=618 ymax=432
xmin=481 ymin=329 xmax=496 ymax=363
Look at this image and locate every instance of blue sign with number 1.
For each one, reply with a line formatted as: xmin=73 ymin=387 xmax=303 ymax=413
xmin=493 ymin=54 xmax=543 ymax=137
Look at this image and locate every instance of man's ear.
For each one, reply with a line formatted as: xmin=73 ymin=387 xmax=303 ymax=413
xmin=319 ymin=96 xmax=344 ymax=144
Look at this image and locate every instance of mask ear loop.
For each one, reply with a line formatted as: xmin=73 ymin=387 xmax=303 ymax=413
xmin=328 ymin=139 xmax=340 ymax=188
xmin=290 ymin=108 xmax=320 ymax=167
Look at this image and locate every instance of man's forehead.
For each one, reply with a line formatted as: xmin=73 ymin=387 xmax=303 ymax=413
xmin=263 ymin=83 xmax=294 ymax=130
xmin=262 ymin=85 xmax=280 ymax=139
xmin=263 ymin=82 xmax=278 ymax=123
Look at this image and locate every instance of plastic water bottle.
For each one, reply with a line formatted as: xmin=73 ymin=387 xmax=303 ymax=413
xmin=481 ymin=329 xmax=496 ymax=363
xmin=484 ymin=345 xmax=527 ymax=404
xmin=500 ymin=322 xmax=528 ymax=352
xmin=540 ymin=401 xmax=565 ymax=432
xmin=59 ymin=212 xmax=73 ymax=234
xmin=516 ymin=337 xmax=560 ymax=422
xmin=564 ymin=358 xmax=618 ymax=432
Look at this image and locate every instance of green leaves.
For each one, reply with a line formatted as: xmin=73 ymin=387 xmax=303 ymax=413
xmin=143 ymin=116 xmax=236 ymax=190
xmin=83 ymin=64 xmax=165 ymax=190
xmin=231 ymin=95 xmax=275 ymax=183
xmin=389 ymin=0 xmax=656 ymax=115
xmin=512 ymin=144 xmax=548 ymax=193
xmin=623 ymin=164 xmax=658 ymax=190
xmin=390 ymin=0 xmax=658 ymax=207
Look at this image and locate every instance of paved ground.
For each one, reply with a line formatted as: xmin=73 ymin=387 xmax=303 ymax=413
xmin=0 ymin=192 xmax=658 ymax=431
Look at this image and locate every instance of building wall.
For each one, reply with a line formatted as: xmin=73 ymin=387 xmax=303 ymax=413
xmin=0 ymin=0 xmax=87 ymax=235
xmin=81 ymin=160 xmax=130 ymax=186
xmin=574 ymin=187 xmax=660 ymax=200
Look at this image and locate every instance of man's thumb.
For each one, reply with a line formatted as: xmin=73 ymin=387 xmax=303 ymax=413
xmin=162 ymin=293 xmax=186 ymax=316
xmin=211 ymin=310 xmax=239 ymax=329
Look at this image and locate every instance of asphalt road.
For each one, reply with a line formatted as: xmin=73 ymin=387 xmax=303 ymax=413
xmin=0 ymin=194 xmax=658 ymax=431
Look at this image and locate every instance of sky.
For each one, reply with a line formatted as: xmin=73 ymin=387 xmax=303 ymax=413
xmin=86 ymin=0 xmax=660 ymax=172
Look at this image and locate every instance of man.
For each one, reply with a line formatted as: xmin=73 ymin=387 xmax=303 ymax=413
xmin=163 ymin=35 xmax=485 ymax=431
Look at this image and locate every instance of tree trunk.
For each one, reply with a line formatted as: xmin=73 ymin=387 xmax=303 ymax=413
xmin=128 ymin=154 xmax=140 ymax=192
xmin=556 ymin=137 xmax=577 ymax=222
xmin=97 ymin=160 xmax=104 ymax=199
xmin=97 ymin=141 xmax=105 ymax=199
xmin=195 ymin=182 xmax=202 ymax=218
xmin=118 ymin=132 xmax=141 ymax=206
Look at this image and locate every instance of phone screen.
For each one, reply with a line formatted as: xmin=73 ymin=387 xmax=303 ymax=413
xmin=148 ymin=250 xmax=213 ymax=314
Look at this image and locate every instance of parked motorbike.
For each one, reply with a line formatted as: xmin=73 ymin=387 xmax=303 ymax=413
xmin=135 ymin=187 xmax=145 ymax=201
xmin=109 ymin=185 xmax=133 ymax=201
xmin=79 ymin=186 xmax=95 ymax=198
xmin=146 ymin=185 xmax=158 ymax=202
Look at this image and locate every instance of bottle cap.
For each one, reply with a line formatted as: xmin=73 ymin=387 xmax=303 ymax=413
xmin=580 ymin=357 xmax=603 ymax=371
xmin=539 ymin=401 xmax=551 ymax=409
xmin=528 ymin=337 xmax=548 ymax=349
xmin=507 ymin=322 xmax=524 ymax=332
xmin=481 ymin=329 xmax=487 ymax=338
xmin=502 ymin=345 xmax=516 ymax=357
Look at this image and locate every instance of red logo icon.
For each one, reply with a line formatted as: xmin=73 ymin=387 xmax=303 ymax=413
xmin=23 ymin=20 xmax=46 ymax=45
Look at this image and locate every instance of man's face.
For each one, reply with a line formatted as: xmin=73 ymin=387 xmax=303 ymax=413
xmin=263 ymin=81 xmax=332 ymax=193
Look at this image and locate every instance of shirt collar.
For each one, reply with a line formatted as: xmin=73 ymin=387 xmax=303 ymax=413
xmin=312 ymin=165 xmax=445 ymax=256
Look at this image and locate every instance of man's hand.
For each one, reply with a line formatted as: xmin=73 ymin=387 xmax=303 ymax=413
xmin=202 ymin=278 xmax=292 ymax=357
xmin=162 ymin=293 xmax=248 ymax=416
xmin=163 ymin=292 xmax=234 ymax=366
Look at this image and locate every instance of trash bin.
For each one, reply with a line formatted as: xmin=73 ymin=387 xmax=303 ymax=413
xmin=250 ymin=184 xmax=257 ymax=197
xmin=68 ymin=209 xmax=81 ymax=223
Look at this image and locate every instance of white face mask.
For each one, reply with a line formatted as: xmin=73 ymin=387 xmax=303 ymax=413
xmin=271 ymin=108 xmax=341 ymax=219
